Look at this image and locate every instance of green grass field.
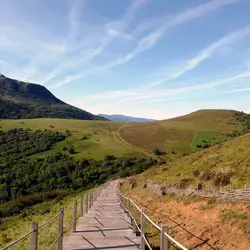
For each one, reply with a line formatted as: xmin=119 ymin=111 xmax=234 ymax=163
xmin=0 ymin=118 xmax=144 ymax=160
xmin=191 ymin=129 xmax=227 ymax=151
xmin=0 ymin=109 xmax=244 ymax=160
xmin=119 ymin=109 xmax=243 ymax=158
xmin=128 ymin=131 xmax=250 ymax=190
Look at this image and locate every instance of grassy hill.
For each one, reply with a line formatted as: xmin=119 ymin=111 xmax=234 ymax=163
xmin=1 ymin=109 xmax=248 ymax=161
xmin=118 ymin=109 xmax=246 ymax=158
xmin=125 ymin=131 xmax=250 ymax=191
xmin=0 ymin=75 xmax=106 ymax=120
xmin=0 ymin=118 xmax=144 ymax=160
xmin=120 ymin=130 xmax=250 ymax=250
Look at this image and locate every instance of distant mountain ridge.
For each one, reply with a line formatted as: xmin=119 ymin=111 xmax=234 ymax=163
xmin=98 ymin=114 xmax=156 ymax=122
xmin=0 ymin=75 xmax=106 ymax=120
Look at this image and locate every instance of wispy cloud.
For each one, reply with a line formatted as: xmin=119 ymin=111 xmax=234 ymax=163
xmin=222 ymin=87 xmax=250 ymax=93
xmin=48 ymin=0 xmax=241 ymax=89
xmin=47 ymin=0 xmax=151 ymax=88
xmin=102 ymin=0 xmax=241 ymax=69
xmin=81 ymin=69 xmax=250 ymax=105
xmin=170 ymin=25 xmax=250 ymax=79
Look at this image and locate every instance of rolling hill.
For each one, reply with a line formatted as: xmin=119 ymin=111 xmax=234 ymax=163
xmin=0 ymin=109 xmax=249 ymax=161
xmin=128 ymin=131 xmax=250 ymax=189
xmin=0 ymin=74 xmax=106 ymax=120
xmin=118 ymin=109 xmax=247 ymax=157
xmin=98 ymin=114 xmax=156 ymax=122
xmin=120 ymin=132 xmax=250 ymax=250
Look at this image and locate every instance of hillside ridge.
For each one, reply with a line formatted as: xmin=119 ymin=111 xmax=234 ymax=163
xmin=98 ymin=113 xmax=156 ymax=122
xmin=0 ymin=75 xmax=106 ymax=121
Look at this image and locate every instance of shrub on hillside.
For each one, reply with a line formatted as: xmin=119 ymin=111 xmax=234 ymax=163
xmin=192 ymin=170 xmax=200 ymax=177
xmin=200 ymin=170 xmax=215 ymax=181
xmin=213 ymin=172 xmax=231 ymax=186
xmin=153 ymin=147 xmax=165 ymax=155
xmin=68 ymin=146 xmax=76 ymax=154
xmin=0 ymin=190 xmax=68 ymax=217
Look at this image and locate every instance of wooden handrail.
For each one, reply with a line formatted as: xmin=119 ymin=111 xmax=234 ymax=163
xmin=1 ymin=184 xmax=106 ymax=250
xmin=117 ymin=182 xmax=189 ymax=250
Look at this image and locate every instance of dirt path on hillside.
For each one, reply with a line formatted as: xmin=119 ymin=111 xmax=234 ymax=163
xmin=114 ymin=123 xmax=163 ymax=161
xmin=130 ymin=194 xmax=250 ymax=250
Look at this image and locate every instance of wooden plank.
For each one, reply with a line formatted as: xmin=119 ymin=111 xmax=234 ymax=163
xmin=63 ymin=181 xmax=140 ymax=250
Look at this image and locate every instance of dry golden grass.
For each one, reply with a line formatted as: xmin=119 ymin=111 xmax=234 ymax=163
xmin=119 ymin=109 xmax=242 ymax=158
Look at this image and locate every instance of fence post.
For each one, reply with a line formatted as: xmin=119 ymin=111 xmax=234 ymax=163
xmin=58 ymin=207 xmax=64 ymax=250
xmin=141 ymin=208 xmax=146 ymax=250
xmin=72 ymin=200 xmax=77 ymax=232
xmin=123 ymin=197 xmax=126 ymax=211
xmin=119 ymin=194 xmax=122 ymax=208
xmin=128 ymin=199 xmax=131 ymax=214
xmin=80 ymin=196 xmax=83 ymax=217
xmin=90 ymin=192 xmax=93 ymax=208
xmin=86 ymin=194 xmax=89 ymax=213
xmin=89 ymin=192 xmax=91 ymax=209
xmin=160 ymin=224 xmax=169 ymax=250
xmin=132 ymin=202 xmax=136 ymax=234
xmin=30 ymin=222 xmax=38 ymax=250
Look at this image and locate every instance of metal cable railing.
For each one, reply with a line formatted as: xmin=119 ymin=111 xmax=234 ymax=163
xmin=117 ymin=183 xmax=188 ymax=250
xmin=1 ymin=184 xmax=106 ymax=250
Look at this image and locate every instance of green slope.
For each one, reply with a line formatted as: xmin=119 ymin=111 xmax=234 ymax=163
xmin=0 ymin=75 xmax=106 ymax=121
xmin=118 ymin=109 xmax=245 ymax=158
xmin=128 ymin=132 xmax=250 ymax=189
xmin=0 ymin=118 xmax=143 ymax=160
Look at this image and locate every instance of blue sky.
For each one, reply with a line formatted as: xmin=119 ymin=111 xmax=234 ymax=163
xmin=1 ymin=0 xmax=250 ymax=119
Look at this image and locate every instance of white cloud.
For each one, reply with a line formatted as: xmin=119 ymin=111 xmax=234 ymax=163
xmin=222 ymin=87 xmax=250 ymax=93
xmin=170 ymin=25 xmax=250 ymax=79
xmin=80 ymin=70 xmax=250 ymax=106
xmin=102 ymin=0 xmax=241 ymax=69
xmin=48 ymin=0 xmax=241 ymax=88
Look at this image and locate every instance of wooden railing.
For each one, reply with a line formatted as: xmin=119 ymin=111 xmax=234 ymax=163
xmin=1 ymin=185 xmax=104 ymax=250
xmin=117 ymin=184 xmax=188 ymax=250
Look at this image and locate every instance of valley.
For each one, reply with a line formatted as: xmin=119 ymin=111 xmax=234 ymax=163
xmin=1 ymin=81 xmax=250 ymax=250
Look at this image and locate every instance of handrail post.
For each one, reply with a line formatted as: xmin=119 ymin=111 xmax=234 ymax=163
xmin=86 ymin=194 xmax=89 ymax=213
xmin=58 ymin=207 xmax=64 ymax=250
xmin=141 ymin=208 xmax=146 ymax=250
xmin=128 ymin=199 xmax=131 ymax=214
xmin=80 ymin=196 xmax=83 ymax=217
xmin=72 ymin=200 xmax=77 ymax=232
xmin=160 ymin=224 xmax=169 ymax=250
xmin=132 ymin=202 xmax=136 ymax=234
xmin=90 ymin=192 xmax=93 ymax=208
xmin=91 ymin=191 xmax=93 ymax=207
xmin=119 ymin=194 xmax=122 ymax=208
xmin=123 ymin=197 xmax=126 ymax=213
xmin=30 ymin=222 xmax=38 ymax=250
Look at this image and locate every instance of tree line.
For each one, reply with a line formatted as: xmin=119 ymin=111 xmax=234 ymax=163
xmin=0 ymin=128 xmax=156 ymax=216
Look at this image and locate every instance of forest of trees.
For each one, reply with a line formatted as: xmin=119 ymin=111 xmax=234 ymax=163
xmin=0 ymin=129 xmax=156 ymax=216
xmin=0 ymin=99 xmax=106 ymax=120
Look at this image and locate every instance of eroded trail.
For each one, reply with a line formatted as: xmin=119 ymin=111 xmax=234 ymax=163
xmin=114 ymin=123 xmax=163 ymax=161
